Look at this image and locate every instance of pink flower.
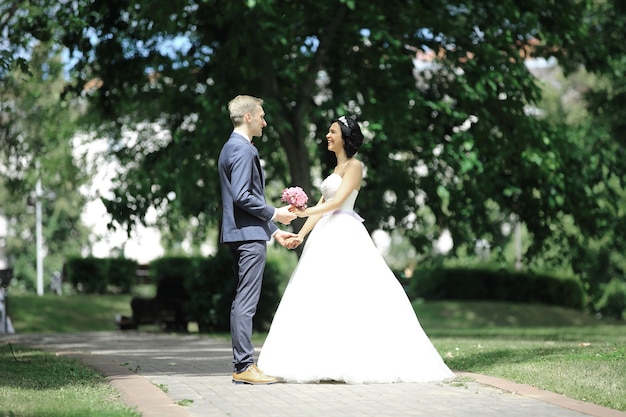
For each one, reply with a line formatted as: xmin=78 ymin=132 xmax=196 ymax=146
xmin=281 ymin=186 xmax=308 ymax=209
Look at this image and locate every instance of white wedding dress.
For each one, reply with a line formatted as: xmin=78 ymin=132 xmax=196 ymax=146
xmin=258 ymin=173 xmax=455 ymax=384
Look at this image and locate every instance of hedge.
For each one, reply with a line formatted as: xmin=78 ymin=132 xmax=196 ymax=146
xmin=151 ymin=249 xmax=282 ymax=333
xmin=406 ymin=267 xmax=585 ymax=310
xmin=64 ymin=257 xmax=137 ymax=294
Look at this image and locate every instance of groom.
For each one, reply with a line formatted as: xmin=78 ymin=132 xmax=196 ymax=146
xmin=218 ymin=95 xmax=297 ymax=385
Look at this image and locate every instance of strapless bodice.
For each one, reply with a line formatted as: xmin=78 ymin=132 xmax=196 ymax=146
xmin=320 ymin=173 xmax=358 ymax=211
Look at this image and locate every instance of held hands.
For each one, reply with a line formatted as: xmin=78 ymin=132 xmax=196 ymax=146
xmin=274 ymin=230 xmax=299 ymax=249
xmin=274 ymin=203 xmax=308 ymax=249
xmin=273 ymin=230 xmax=303 ymax=250
xmin=284 ymin=235 xmax=303 ymax=250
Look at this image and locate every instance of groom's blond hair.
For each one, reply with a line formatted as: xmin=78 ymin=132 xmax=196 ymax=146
xmin=229 ymin=95 xmax=264 ymax=127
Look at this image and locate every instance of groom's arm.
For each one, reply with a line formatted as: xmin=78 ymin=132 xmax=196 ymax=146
xmin=229 ymin=145 xmax=277 ymax=221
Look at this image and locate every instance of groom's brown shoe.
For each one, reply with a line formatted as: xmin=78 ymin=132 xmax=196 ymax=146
xmin=232 ymin=364 xmax=278 ymax=385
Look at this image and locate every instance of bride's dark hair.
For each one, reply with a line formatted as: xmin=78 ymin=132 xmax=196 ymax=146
xmin=332 ymin=116 xmax=364 ymax=158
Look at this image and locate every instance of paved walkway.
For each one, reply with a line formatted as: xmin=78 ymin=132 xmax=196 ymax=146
xmin=3 ymin=331 xmax=625 ymax=417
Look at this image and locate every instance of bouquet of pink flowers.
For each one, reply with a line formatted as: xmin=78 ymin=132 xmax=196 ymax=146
xmin=281 ymin=186 xmax=308 ymax=209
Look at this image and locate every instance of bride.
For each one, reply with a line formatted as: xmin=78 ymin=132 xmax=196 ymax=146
xmin=258 ymin=116 xmax=455 ymax=384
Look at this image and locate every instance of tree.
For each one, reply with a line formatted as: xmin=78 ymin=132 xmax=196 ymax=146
xmin=0 ymin=0 xmax=48 ymax=76
xmin=1 ymin=0 xmax=66 ymax=187
xmin=521 ymin=16 xmax=626 ymax=311
xmin=0 ymin=1 xmax=58 ymax=79
xmin=0 ymin=41 xmax=90 ymax=290
xmin=43 ymin=0 xmax=624 ymax=270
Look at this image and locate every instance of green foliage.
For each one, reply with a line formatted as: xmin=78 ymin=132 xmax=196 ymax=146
xmin=408 ymin=267 xmax=585 ymax=310
xmin=152 ymin=250 xmax=283 ymax=332
xmin=596 ymin=278 xmax=626 ymax=320
xmin=106 ymin=258 xmax=139 ymax=294
xmin=0 ymin=1 xmax=59 ymax=78
xmin=535 ymin=55 xmax=626 ymax=313
xmin=150 ymin=256 xmax=204 ymax=284
xmin=0 ymin=40 xmax=90 ymax=291
xmin=41 ymin=0 xmax=623 ymax=262
xmin=65 ymin=257 xmax=106 ymax=294
xmin=4 ymin=0 xmax=625 ymax=318
xmin=64 ymin=257 xmax=137 ymax=294
xmin=181 ymin=251 xmax=237 ymax=333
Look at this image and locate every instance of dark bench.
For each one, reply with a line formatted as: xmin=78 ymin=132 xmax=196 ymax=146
xmin=118 ymin=276 xmax=190 ymax=332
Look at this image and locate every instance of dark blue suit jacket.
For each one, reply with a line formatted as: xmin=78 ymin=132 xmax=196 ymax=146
xmin=218 ymin=132 xmax=278 ymax=243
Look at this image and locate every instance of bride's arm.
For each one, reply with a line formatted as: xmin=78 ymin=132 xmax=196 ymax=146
xmin=297 ymin=161 xmax=362 ymax=218
xmin=284 ymin=198 xmax=324 ymax=248
xmin=296 ymin=198 xmax=324 ymax=240
xmin=296 ymin=216 xmax=322 ymax=241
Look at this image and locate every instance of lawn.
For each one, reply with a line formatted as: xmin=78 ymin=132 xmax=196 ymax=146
xmin=2 ymin=293 xmax=625 ymax=414
xmin=1 ymin=293 xmax=141 ymax=416
xmin=413 ymin=301 xmax=626 ymax=411
xmin=0 ymin=344 xmax=140 ymax=417
xmin=7 ymin=293 xmax=134 ymax=333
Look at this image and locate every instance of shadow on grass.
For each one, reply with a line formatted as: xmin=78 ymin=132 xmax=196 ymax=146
xmin=444 ymin=344 xmax=577 ymax=371
xmin=413 ymin=300 xmax=609 ymax=328
xmin=425 ymin=324 xmax=626 ymax=343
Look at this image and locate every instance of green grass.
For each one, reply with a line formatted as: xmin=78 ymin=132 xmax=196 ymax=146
xmin=8 ymin=293 xmax=134 ymax=333
xmin=0 ymin=344 xmax=139 ymax=417
xmin=413 ymin=300 xmax=604 ymax=329
xmin=1 ymin=293 xmax=141 ymax=417
xmin=3 ymin=293 xmax=626 ymax=413
xmin=413 ymin=301 xmax=626 ymax=412
xmin=7 ymin=285 xmax=158 ymax=333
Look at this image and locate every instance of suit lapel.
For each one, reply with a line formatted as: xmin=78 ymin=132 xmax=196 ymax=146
xmin=230 ymin=132 xmax=265 ymax=186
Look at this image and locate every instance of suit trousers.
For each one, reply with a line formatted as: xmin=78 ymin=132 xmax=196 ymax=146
xmin=228 ymin=240 xmax=266 ymax=373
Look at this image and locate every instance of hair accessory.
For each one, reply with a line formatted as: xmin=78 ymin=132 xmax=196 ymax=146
xmin=338 ymin=116 xmax=349 ymax=128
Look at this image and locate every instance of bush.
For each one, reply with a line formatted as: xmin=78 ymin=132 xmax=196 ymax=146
xmin=65 ymin=257 xmax=107 ymax=294
xmin=150 ymin=256 xmax=203 ymax=284
xmin=596 ymin=278 xmax=626 ymax=320
xmin=64 ymin=257 xmax=137 ymax=294
xmin=154 ymin=250 xmax=284 ymax=333
xmin=107 ymin=258 xmax=138 ymax=293
xmin=406 ymin=266 xmax=585 ymax=310
xmin=180 ymin=252 xmax=233 ymax=333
